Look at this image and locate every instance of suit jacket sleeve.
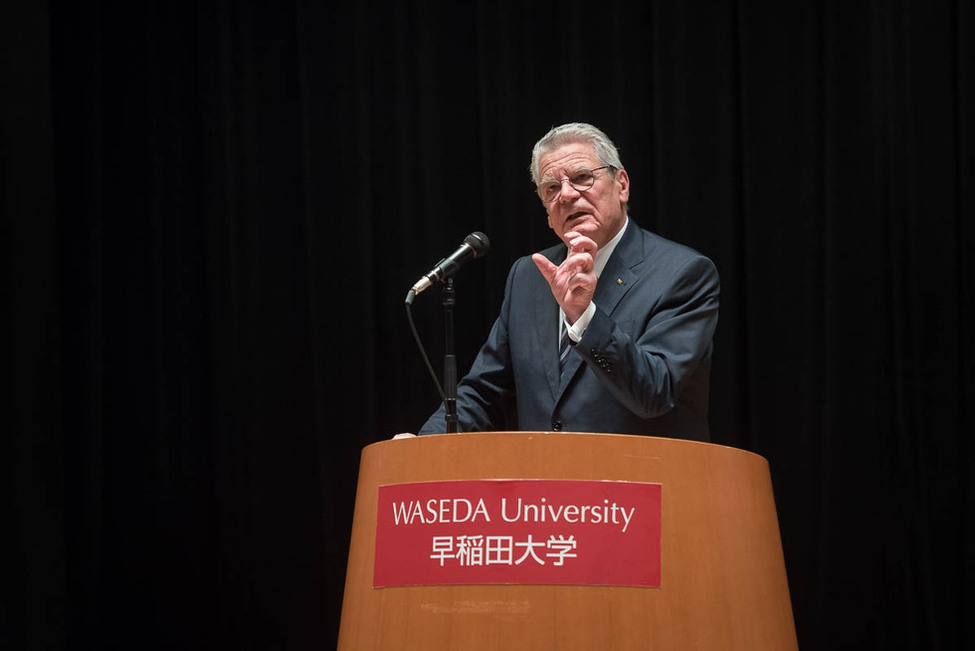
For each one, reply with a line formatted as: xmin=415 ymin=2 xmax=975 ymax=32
xmin=576 ymin=253 xmax=720 ymax=420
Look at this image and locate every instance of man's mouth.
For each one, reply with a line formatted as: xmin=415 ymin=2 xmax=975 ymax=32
xmin=566 ymin=211 xmax=587 ymax=222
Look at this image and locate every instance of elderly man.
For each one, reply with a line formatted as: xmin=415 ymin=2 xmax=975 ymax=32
xmin=418 ymin=123 xmax=719 ymax=441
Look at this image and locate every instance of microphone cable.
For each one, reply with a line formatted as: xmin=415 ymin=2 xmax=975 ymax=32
xmin=405 ymin=289 xmax=446 ymax=402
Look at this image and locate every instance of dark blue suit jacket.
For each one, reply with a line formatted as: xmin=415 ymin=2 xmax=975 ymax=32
xmin=419 ymin=222 xmax=720 ymax=441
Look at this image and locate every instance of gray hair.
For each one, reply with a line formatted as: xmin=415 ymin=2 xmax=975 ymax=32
xmin=529 ymin=122 xmax=625 ymax=184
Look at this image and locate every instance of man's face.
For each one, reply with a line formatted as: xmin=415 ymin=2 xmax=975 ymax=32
xmin=537 ymin=142 xmax=630 ymax=250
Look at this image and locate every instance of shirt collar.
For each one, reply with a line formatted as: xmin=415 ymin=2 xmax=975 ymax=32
xmin=592 ymin=217 xmax=629 ymax=278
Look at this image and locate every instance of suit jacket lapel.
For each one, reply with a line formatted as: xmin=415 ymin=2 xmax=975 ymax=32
xmin=536 ymin=248 xmax=566 ymax=400
xmin=592 ymin=227 xmax=642 ymax=317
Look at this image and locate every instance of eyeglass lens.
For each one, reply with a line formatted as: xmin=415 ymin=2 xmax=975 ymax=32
xmin=537 ymin=167 xmax=604 ymax=202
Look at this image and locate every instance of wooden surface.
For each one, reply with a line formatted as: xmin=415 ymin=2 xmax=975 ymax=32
xmin=338 ymin=432 xmax=798 ymax=650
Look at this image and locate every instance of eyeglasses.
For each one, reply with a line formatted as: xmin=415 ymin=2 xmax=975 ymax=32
xmin=536 ymin=166 xmax=611 ymax=203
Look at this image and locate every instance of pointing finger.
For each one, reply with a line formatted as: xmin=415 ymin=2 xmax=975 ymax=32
xmin=532 ymin=253 xmax=558 ymax=284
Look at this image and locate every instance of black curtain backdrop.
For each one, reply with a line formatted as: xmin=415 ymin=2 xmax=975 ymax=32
xmin=5 ymin=1 xmax=973 ymax=649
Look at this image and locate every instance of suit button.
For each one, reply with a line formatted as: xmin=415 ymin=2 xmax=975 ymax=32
xmin=552 ymin=420 xmax=562 ymax=431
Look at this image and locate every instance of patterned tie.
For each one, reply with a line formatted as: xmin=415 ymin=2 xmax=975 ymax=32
xmin=559 ymin=322 xmax=574 ymax=377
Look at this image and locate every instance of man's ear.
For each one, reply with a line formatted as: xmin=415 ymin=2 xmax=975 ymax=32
xmin=615 ymin=168 xmax=630 ymax=205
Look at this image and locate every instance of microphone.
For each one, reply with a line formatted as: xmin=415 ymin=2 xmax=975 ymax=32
xmin=408 ymin=232 xmax=490 ymax=300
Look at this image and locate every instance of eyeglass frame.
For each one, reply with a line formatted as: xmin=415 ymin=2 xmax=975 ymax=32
xmin=535 ymin=165 xmax=614 ymax=203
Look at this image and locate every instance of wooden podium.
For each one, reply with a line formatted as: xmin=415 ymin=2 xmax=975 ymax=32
xmin=338 ymin=432 xmax=797 ymax=650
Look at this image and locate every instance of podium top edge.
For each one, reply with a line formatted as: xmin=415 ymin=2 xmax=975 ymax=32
xmin=369 ymin=431 xmax=767 ymax=463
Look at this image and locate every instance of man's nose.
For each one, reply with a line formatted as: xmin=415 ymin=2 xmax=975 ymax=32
xmin=559 ymin=179 xmax=581 ymax=201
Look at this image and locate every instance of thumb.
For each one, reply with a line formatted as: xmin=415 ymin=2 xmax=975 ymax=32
xmin=532 ymin=253 xmax=557 ymax=284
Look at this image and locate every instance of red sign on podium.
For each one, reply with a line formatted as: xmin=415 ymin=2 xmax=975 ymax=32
xmin=374 ymin=479 xmax=661 ymax=588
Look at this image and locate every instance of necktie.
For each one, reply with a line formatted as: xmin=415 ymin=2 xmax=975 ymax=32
xmin=559 ymin=322 xmax=574 ymax=377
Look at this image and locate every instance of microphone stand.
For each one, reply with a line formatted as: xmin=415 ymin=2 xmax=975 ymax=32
xmin=441 ymin=277 xmax=459 ymax=433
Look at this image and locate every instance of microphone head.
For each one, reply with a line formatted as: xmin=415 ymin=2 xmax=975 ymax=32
xmin=464 ymin=231 xmax=490 ymax=257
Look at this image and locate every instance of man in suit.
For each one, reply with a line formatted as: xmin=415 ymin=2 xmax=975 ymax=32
xmin=418 ymin=123 xmax=719 ymax=441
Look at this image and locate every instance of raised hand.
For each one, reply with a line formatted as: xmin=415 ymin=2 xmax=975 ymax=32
xmin=531 ymin=231 xmax=598 ymax=324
